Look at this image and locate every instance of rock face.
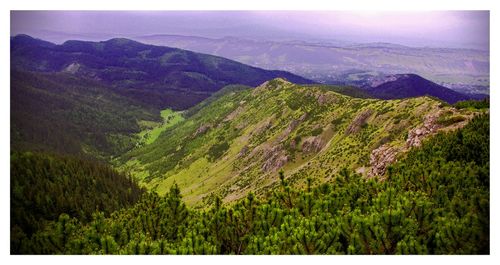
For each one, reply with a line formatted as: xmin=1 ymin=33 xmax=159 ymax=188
xmin=63 ymin=62 xmax=81 ymax=74
xmin=368 ymin=110 xmax=445 ymax=178
xmin=223 ymin=106 xmax=244 ymax=122
xmin=193 ymin=124 xmax=211 ymax=137
xmin=261 ymin=145 xmax=289 ymax=172
xmin=301 ymin=136 xmax=325 ymax=154
xmin=406 ymin=112 xmax=442 ymax=148
xmin=252 ymin=119 xmax=273 ymax=137
xmin=368 ymin=144 xmax=399 ymax=179
xmin=238 ymin=146 xmax=249 ymax=157
xmin=278 ymin=113 xmax=308 ymax=142
xmin=345 ymin=109 xmax=373 ymax=135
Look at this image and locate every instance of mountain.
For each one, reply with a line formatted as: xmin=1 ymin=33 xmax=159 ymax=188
xmin=118 ymin=78 xmax=483 ymax=205
xmin=11 ymin=35 xmax=315 ymax=110
xmin=11 ymin=70 xmax=161 ymax=158
xmin=133 ymin=34 xmax=490 ymax=94
xmin=365 ymin=74 xmax=488 ymax=104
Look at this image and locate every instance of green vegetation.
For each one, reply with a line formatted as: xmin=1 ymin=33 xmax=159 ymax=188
xmin=11 ymin=70 xmax=160 ymax=159
xmin=15 ymin=114 xmax=489 ymax=254
xmin=454 ymin=99 xmax=490 ymax=110
xmin=11 ymin=151 xmax=145 ymax=253
xmin=137 ymin=109 xmax=185 ymax=146
xmin=12 ymin=35 xmax=313 ymax=110
xmin=303 ymin=84 xmax=373 ymax=99
xmin=208 ymin=142 xmax=230 ymax=162
xmin=118 ymin=79 xmax=480 ymax=205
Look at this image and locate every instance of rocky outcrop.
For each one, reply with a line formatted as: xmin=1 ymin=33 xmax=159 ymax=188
xmin=301 ymin=136 xmax=325 ymax=154
xmin=316 ymin=93 xmax=338 ymax=106
xmin=367 ymin=144 xmax=399 ymax=179
xmin=261 ymin=145 xmax=289 ymax=172
xmin=405 ymin=112 xmax=442 ymax=148
xmin=368 ymin=110 xmax=457 ymax=178
xmin=63 ymin=62 xmax=81 ymax=74
xmin=238 ymin=145 xmax=249 ymax=157
xmin=278 ymin=113 xmax=308 ymax=142
xmin=193 ymin=124 xmax=211 ymax=137
xmin=345 ymin=109 xmax=373 ymax=135
xmin=223 ymin=106 xmax=244 ymax=122
xmin=252 ymin=119 xmax=273 ymax=137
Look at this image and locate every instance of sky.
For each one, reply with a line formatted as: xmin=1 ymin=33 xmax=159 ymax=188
xmin=10 ymin=11 xmax=490 ymax=50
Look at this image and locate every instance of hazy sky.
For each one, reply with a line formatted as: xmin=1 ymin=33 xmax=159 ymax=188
xmin=11 ymin=11 xmax=489 ymax=49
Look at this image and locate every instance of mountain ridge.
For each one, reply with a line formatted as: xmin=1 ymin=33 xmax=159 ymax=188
xmin=118 ymin=78 xmax=482 ymax=205
xmin=365 ymin=73 xmax=487 ymax=104
xmin=11 ymin=34 xmax=315 ymax=110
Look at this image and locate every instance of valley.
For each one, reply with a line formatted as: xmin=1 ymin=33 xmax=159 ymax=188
xmin=9 ymin=20 xmax=490 ymax=255
xmin=136 ymin=108 xmax=185 ymax=146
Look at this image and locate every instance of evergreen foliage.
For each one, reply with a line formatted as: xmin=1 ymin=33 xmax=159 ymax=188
xmin=10 ymin=151 xmax=145 ymax=253
xmin=11 ymin=70 xmax=160 ymax=158
xmin=15 ymin=114 xmax=489 ymax=254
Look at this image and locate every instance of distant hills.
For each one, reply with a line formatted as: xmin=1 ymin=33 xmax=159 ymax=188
xmin=133 ymin=34 xmax=490 ymax=94
xmin=10 ymin=35 xmax=487 ymax=159
xmin=11 ymin=34 xmax=315 ymax=110
xmin=364 ymin=74 xmax=488 ymax=104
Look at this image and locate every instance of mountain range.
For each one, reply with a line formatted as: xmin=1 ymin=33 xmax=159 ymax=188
xmin=10 ymin=34 xmax=490 ymax=254
xmin=11 ymin=34 xmax=315 ymax=110
xmin=133 ymin=34 xmax=490 ymax=94
xmin=10 ymin=35 xmax=487 ymax=160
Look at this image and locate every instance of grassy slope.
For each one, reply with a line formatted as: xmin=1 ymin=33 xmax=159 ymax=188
xmin=137 ymin=109 xmax=185 ymax=146
xmin=119 ymin=78 xmax=478 ymax=206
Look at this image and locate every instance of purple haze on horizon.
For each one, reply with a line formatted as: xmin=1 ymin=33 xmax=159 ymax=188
xmin=10 ymin=10 xmax=489 ymax=50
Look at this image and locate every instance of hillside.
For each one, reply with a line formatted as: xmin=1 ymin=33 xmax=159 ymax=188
xmin=11 ymin=151 xmax=145 ymax=253
xmin=11 ymin=35 xmax=315 ymax=110
xmin=20 ymin=113 xmax=489 ymax=254
xmin=11 ymin=70 xmax=161 ymax=158
xmin=119 ymin=78 xmax=482 ymax=205
xmin=365 ymin=74 xmax=487 ymax=104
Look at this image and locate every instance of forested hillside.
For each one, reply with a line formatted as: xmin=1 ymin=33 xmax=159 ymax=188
xmin=11 ymin=70 xmax=160 ymax=158
xmin=14 ymin=114 xmax=488 ymax=254
xmin=11 ymin=151 xmax=145 ymax=253
xmin=11 ymin=35 xmax=315 ymax=110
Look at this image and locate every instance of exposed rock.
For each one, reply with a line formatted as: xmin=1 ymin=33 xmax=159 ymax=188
xmin=278 ymin=113 xmax=308 ymax=142
xmin=368 ymin=144 xmax=399 ymax=179
xmin=301 ymin=136 xmax=325 ymax=154
xmin=369 ymin=110 xmax=454 ymax=178
xmin=345 ymin=109 xmax=373 ymax=135
xmin=356 ymin=167 xmax=367 ymax=175
xmin=63 ymin=62 xmax=81 ymax=74
xmin=193 ymin=124 xmax=211 ymax=137
xmin=261 ymin=145 xmax=289 ymax=172
xmin=252 ymin=119 xmax=273 ymax=137
xmin=406 ymin=112 xmax=442 ymax=148
xmin=223 ymin=106 xmax=244 ymax=122
xmin=238 ymin=145 xmax=249 ymax=157
xmin=251 ymin=81 xmax=269 ymax=96
xmin=316 ymin=93 xmax=337 ymax=106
